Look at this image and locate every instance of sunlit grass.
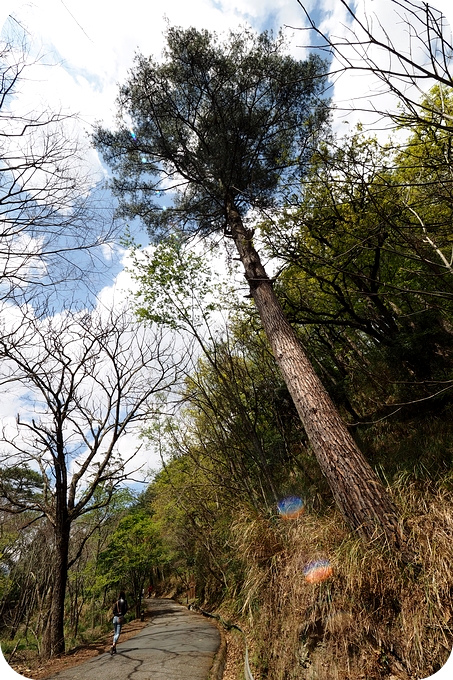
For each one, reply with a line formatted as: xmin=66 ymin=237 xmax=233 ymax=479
xmin=222 ymin=474 xmax=452 ymax=679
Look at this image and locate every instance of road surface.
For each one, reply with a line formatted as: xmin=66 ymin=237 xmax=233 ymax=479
xmin=48 ymin=598 xmax=221 ymax=680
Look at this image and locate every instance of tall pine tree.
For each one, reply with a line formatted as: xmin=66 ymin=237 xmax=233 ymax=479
xmin=94 ymin=26 xmax=412 ymax=558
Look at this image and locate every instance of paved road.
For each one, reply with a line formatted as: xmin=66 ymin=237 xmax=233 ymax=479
xmin=48 ymin=598 xmax=221 ymax=680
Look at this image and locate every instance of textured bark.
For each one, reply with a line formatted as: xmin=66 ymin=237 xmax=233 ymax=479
xmin=41 ymin=532 xmax=68 ymax=658
xmin=226 ymin=199 xmax=410 ymax=555
xmin=48 ymin=522 xmax=69 ymax=657
xmin=42 ymin=463 xmax=70 ymax=658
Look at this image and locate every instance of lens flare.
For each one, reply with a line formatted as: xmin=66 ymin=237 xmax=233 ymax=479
xmin=277 ymin=495 xmax=304 ymax=519
xmin=129 ymin=129 xmax=137 ymax=140
xmin=303 ymin=559 xmax=333 ymax=583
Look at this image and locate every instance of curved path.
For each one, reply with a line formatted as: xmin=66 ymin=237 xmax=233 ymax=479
xmin=48 ymin=598 xmax=221 ymax=680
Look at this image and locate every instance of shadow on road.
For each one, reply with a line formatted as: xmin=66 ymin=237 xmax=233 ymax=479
xmin=46 ymin=598 xmax=221 ymax=680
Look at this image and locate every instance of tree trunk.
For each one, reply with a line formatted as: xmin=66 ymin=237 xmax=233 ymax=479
xmin=226 ymin=199 xmax=411 ymax=556
xmin=42 ymin=529 xmax=69 ymax=658
xmin=42 ymin=501 xmax=70 ymax=658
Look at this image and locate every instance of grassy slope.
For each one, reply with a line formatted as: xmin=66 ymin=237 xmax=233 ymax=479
xmin=216 ymin=416 xmax=453 ymax=679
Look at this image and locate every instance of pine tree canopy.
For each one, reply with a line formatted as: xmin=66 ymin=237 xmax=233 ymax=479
xmin=93 ymin=26 xmax=329 ymax=238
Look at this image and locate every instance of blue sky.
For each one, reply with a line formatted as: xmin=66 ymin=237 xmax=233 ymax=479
xmin=0 ymin=0 xmax=328 ymax=303
xmin=1 ymin=2 xmax=453 ymax=678
xmin=1 ymin=0 xmax=453 ymax=494
xmin=2 ymin=1 xmax=451 ymax=188
xmin=1 ymin=0 xmax=452 ymax=457
xmin=1 ymin=0 xmax=451 ymax=317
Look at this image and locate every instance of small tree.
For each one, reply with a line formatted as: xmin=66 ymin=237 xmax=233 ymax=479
xmin=94 ymin=26 xmax=413 ymax=557
xmin=0 ymin=305 xmax=182 ymax=657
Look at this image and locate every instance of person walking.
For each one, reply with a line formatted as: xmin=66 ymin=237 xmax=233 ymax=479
xmin=110 ymin=590 xmax=128 ymax=655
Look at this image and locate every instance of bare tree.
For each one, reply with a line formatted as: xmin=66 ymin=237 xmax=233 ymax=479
xmin=0 ymin=303 xmax=182 ymax=657
xmin=297 ymin=0 xmax=453 ymax=129
xmin=0 ymin=22 xmax=118 ymax=308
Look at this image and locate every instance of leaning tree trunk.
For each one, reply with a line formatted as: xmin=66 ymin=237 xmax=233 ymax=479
xmin=226 ymin=199 xmax=412 ymax=557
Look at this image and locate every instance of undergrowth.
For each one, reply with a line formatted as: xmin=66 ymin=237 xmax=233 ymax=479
xmin=0 ymin=608 xmax=114 ymax=670
xmin=219 ymin=475 xmax=453 ymax=679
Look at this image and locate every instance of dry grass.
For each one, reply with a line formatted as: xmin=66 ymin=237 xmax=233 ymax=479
xmin=226 ymin=477 xmax=453 ymax=679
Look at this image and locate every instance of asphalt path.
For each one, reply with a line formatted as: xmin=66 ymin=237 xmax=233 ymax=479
xmin=48 ymin=598 xmax=221 ymax=680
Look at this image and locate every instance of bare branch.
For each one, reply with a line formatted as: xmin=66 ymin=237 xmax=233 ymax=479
xmin=296 ymin=0 xmax=453 ymax=130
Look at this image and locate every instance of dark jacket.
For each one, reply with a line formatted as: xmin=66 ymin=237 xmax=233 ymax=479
xmin=113 ymin=598 xmax=128 ymax=617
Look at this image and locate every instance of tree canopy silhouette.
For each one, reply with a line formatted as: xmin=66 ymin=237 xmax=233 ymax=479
xmin=94 ymin=26 xmax=328 ymax=237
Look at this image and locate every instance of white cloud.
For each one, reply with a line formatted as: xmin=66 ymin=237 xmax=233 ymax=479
xmin=3 ymin=0 xmax=448 ymax=190
xmin=0 ymin=294 xmax=179 ymax=489
xmin=2 ymin=1 xmax=319 ymax=140
xmin=308 ymin=0 xmax=453 ymax=135
xmin=1 ymin=0 xmax=452 ymax=490
xmin=2 ymin=1 xmax=451 ymax=144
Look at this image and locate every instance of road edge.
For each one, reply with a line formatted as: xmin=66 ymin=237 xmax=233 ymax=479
xmin=207 ymin=620 xmax=227 ymax=680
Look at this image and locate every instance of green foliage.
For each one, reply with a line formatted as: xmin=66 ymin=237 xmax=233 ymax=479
xmin=130 ymin=234 xmax=226 ymax=331
xmin=140 ymin=315 xmax=331 ymax=602
xmin=0 ymin=465 xmax=44 ymax=506
xmin=260 ymin=109 xmax=453 ymax=418
xmin=98 ymin=510 xmax=168 ymax=610
xmin=148 ymin=456 xmax=243 ymax=601
xmin=93 ymin=25 xmax=329 ymax=238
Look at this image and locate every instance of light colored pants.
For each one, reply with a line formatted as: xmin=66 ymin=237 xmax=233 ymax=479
xmin=113 ymin=615 xmax=123 ymax=644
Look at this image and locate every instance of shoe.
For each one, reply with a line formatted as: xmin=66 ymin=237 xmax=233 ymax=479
xmin=110 ymin=645 xmax=116 ymax=655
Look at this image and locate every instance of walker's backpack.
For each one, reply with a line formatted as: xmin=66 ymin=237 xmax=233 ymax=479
xmin=113 ymin=598 xmax=127 ymax=623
